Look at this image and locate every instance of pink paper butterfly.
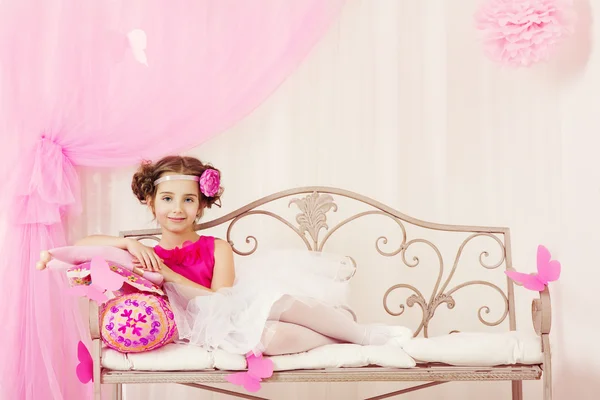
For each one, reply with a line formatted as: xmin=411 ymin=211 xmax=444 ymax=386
xmin=76 ymin=341 xmax=93 ymax=384
xmin=225 ymin=353 xmax=274 ymax=392
xmin=69 ymin=257 xmax=126 ymax=303
xmin=505 ymin=245 xmax=561 ymax=291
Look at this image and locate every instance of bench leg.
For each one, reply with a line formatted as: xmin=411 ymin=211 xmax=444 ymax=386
xmin=542 ymin=335 xmax=552 ymax=400
xmin=543 ymin=366 xmax=552 ymax=400
xmin=115 ymin=383 xmax=123 ymax=400
xmin=512 ymin=381 xmax=523 ymax=400
xmin=93 ymin=380 xmax=101 ymax=400
xmin=92 ymin=339 xmax=102 ymax=400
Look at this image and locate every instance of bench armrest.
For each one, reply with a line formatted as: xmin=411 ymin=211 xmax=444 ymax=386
xmin=532 ymin=287 xmax=551 ymax=336
xmin=89 ymin=299 xmax=100 ymax=339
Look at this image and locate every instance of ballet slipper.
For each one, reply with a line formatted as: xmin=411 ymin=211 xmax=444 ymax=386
xmin=36 ymin=250 xmax=52 ymax=270
xmin=365 ymin=324 xmax=413 ymax=347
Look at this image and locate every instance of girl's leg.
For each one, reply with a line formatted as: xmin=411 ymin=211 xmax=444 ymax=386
xmin=271 ymin=295 xmax=411 ymax=346
xmin=262 ymin=321 xmax=339 ymax=356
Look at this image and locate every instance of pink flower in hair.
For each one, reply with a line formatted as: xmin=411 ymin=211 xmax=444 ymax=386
xmin=199 ymin=169 xmax=220 ymax=197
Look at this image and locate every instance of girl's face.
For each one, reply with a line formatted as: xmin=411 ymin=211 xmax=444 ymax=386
xmin=152 ymin=176 xmax=202 ymax=233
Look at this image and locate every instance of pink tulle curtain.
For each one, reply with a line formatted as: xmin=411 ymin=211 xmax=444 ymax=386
xmin=0 ymin=1 xmax=345 ymax=399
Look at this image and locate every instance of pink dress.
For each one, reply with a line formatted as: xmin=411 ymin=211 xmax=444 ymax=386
xmin=154 ymin=236 xmax=215 ymax=288
xmin=155 ymin=236 xmax=355 ymax=355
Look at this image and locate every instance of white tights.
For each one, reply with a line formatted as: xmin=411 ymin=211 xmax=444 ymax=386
xmin=262 ymin=295 xmax=403 ymax=355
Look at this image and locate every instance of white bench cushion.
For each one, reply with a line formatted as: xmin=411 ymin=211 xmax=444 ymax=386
xmin=402 ymin=331 xmax=543 ymax=366
xmin=101 ymin=331 xmax=543 ymax=372
xmin=102 ymin=343 xmax=415 ymax=371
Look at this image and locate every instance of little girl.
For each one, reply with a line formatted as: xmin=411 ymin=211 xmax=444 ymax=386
xmin=75 ymin=155 xmax=412 ymax=356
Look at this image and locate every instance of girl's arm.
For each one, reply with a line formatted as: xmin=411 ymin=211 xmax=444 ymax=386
xmin=75 ymin=235 xmax=163 ymax=272
xmin=164 ymin=269 xmax=213 ymax=292
xmin=210 ymin=239 xmax=235 ymax=291
xmin=75 ymin=234 xmax=130 ymax=248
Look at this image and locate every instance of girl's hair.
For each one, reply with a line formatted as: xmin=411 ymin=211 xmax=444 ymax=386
xmin=131 ymin=156 xmax=223 ymax=210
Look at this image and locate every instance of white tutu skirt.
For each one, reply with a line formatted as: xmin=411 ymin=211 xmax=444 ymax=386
xmin=164 ymin=250 xmax=355 ymax=355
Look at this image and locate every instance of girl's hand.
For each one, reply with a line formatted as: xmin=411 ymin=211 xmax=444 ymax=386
xmin=126 ymin=239 xmax=162 ymax=272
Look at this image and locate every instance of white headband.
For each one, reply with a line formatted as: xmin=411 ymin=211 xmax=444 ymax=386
xmin=153 ymin=169 xmax=221 ymax=198
xmin=153 ymin=174 xmax=200 ymax=186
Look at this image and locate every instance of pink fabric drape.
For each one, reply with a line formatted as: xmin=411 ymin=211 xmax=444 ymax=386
xmin=0 ymin=1 xmax=345 ymax=399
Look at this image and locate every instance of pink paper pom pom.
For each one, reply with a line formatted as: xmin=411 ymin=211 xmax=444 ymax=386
xmin=475 ymin=0 xmax=575 ymax=67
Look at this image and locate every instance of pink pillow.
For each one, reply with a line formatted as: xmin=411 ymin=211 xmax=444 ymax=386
xmin=47 ymin=245 xmax=164 ymax=286
xmin=101 ymin=293 xmax=177 ymax=353
xmin=66 ymin=261 xmax=164 ymax=297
